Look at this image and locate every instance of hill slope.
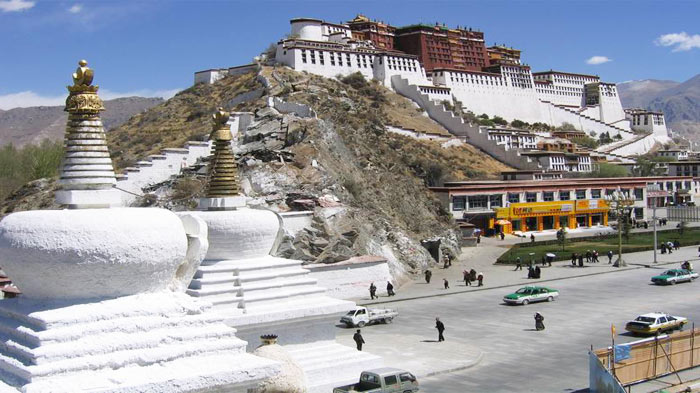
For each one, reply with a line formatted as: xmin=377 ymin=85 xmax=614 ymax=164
xmin=0 ymin=97 xmax=164 ymax=147
xmin=1 ymin=66 xmax=509 ymax=277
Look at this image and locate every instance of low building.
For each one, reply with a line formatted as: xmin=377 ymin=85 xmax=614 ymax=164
xmin=486 ymin=127 xmax=537 ymax=150
xmin=656 ymin=149 xmax=689 ymax=161
xmin=430 ymin=176 xmax=697 ymax=235
xmin=520 ymin=150 xmax=593 ymax=173
xmin=501 ymin=170 xmax=564 ymax=181
xmin=625 ymin=108 xmax=668 ymax=136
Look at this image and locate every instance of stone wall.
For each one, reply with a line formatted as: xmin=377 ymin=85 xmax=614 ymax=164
xmin=269 ymin=97 xmax=316 ymax=118
xmin=306 ymin=256 xmax=391 ymax=300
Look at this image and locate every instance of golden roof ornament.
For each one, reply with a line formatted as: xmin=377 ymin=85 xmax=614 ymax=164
xmin=204 ymin=107 xmax=240 ymax=199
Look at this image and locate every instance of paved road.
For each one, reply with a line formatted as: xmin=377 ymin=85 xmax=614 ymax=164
xmin=338 ymin=265 xmax=700 ymax=392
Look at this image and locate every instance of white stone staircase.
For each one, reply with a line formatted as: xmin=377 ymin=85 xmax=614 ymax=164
xmin=391 ymin=75 xmax=541 ymax=170
xmin=546 ymin=102 xmax=635 ymax=139
xmin=115 ymin=141 xmax=212 ymax=205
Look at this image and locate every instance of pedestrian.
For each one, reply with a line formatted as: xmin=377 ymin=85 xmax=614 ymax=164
xmin=534 ymin=312 xmax=545 ymax=331
xmin=500 ymin=232 xmax=505 ymax=241
xmin=667 ymin=241 xmax=674 ymax=254
xmin=369 ymin=282 xmax=377 ymax=300
xmin=528 ymin=265 xmax=535 ymax=279
xmin=571 ymin=253 xmax=577 ymax=267
xmin=585 ymin=250 xmax=592 ymax=263
xmin=435 ymin=317 xmax=445 ymax=342
xmin=463 ymin=270 xmax=471 ymax=286
xmin=469 ymin=269 xmax=477 ymax=282
xmin=386 ymin=281 xmax=395 ymax=297
xmin=530 ymin=233 xmax=535 ymax=243
xmin=443 ymin=278 xmax=449 ymax=289
xmin=353 ymin=329 xmax=365 ymax=351
xmin=477 ymin=272 xmax=484 ymax=287
xmin=514 ymin=257 xmax=523 ymax=271
xmin=661 ymin=243 xmax=667 ymax=254
xmin=578 ymin=254 xmax=584 ymax=267
xmin=534 ymin=266 xmax=541 ymax=279
xmin=477 ymin=234 xmax=482 ymax=244
xmin=673 ymin=240 xmax=680 ymax=250
xmin=697 ymin=245 xmax=700 ymax=257
xmin=443 ymin=255 xmax=449 ymax=269
xmin=607 ymin=250 xmax=613 ymax=264
xmin=541 ymin=255 xmax=546 ymax=267
xmin=424 ymin=269 xmax=432 ymax=284
xmin=592 ymin=250 xmax=599 ymax=263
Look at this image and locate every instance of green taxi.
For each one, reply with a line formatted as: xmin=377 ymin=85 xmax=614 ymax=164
xmin=651 ymin=269 xmax=698 ymax=285
xmin=503 ymin=286 xmax=559 ymax=305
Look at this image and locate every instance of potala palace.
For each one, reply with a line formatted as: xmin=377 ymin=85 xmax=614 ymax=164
xmin=197 ymin=15 xmax=672 ymax=163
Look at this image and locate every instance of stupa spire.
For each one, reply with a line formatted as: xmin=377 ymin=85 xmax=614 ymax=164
xmin=199 ymin=107 xmax=245 ymax=210
xmin=55 ymin=60 xmax=120 ymax=208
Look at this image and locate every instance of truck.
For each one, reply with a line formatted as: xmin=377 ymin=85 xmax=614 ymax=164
xmin=333 ymin=368 xmax=419 ymax=393
xmin=340 ymin=306 xmax=398 ymax=328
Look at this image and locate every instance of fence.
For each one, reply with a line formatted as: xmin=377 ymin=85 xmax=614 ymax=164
xmin=592 ymin=327 xmax=700 ymax=389
xmin=667 ymin=206 xmax=700 ymax=222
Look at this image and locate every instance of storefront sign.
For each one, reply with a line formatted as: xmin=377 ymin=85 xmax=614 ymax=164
xmin=647 ymin=190 xmax=669 ymax=198
xmin=510 ymin=202 xmax=574 ymax=216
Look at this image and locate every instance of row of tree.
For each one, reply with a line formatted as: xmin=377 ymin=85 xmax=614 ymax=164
xmin=0 ymin=139 xmax=63 ymax=201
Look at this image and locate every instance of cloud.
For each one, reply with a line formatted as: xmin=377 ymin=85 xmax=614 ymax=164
xmin=0 ymin=0 xmax=35 ymax=12
xmin=586 ymin=56 xmax=612 ymax=65
xmin=68 ymin=4 xmax=82 ymax=13
xmin=0 ymin=88 xmax=181 ymax=110
xmin=655 ymin=32 xmax=700 ymax=52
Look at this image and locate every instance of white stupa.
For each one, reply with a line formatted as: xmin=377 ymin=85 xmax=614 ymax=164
xmin=183 ymin=109 xmax=382 ymax=393
xmin=0 ymin=61 xmax=280 ymax=392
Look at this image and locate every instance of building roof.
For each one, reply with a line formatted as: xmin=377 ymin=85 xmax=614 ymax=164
xmin=433 ymin=176 xmax=693 ymax=193
xmin=532 ymin=70 xmax=599 ymax=79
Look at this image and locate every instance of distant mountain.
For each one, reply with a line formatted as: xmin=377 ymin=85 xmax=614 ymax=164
xmin=0 ymin=97 xmax=164 ymax=147
xmin=617 ymin=79 xmax=680 ymax=108
xmin=618 ymin=74 xmax=700 ymax=143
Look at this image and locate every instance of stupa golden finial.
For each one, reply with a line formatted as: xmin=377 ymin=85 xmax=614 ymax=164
xmin=65 ymin=59 xmax=104 ymax=113
xmin=204 ymin=107 xmax=240 ymax=198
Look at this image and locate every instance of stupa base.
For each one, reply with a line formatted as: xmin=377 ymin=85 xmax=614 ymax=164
xmin=55 ymin=189 xmax=121 ymax=209
xmin=0 ymin=292 xmax=280 ymax=393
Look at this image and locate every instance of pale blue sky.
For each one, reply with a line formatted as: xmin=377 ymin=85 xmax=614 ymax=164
xmin=1 ymin=0 xmax=698 ymax=109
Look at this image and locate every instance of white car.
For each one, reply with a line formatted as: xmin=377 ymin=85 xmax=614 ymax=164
xmin=625 ymin=313 xmax=688 ymax=335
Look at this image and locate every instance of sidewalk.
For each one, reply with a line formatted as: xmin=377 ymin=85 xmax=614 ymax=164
xmin=356 ymin=241 xmax=700 ymax=306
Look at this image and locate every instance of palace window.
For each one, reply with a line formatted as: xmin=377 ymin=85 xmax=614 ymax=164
xmin=301 ymin=50 xmax=307 ymax=64
xmin=526 ymin=192 xmax=537 ymax=203
xmin=543 ymin=192 xmax=554 ymax=202
xmin=452 ymin=196 xmax=466 ymax=211
xmin=634 ymin=188 xmax=644 ymax=200
xmin=468 ymin=195 xmax=488 ymax=209
xmin=559 ymin=190 xmax=571 ymax=200
xmin=508 ymin=193 xmax=520 ymax=203
xmin=489 ymin=194 xmax=503 ymax=208
xmin=576 ymin=189 xmax=587 ymax=200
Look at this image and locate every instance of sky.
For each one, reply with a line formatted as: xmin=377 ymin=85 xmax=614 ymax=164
xmin=1 ymin=0 xmax=699 ymax=110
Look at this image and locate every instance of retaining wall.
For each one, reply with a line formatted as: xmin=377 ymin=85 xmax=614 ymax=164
xmin=306 ymin=256 xmax=392 ymax=300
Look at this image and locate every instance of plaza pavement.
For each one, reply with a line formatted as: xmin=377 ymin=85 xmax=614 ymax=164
xmin=339 ymin=240 xmax=700 ymax=381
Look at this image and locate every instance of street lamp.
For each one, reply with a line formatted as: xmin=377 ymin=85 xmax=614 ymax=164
xmin=604 ymin=188 xmax=635 ymax=267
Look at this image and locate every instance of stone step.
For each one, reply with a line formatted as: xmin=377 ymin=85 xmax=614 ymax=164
xmin=286 ymin=343 xmax=383 ymax=385
xmin=241 ymin=286 xmax=327 ymax=307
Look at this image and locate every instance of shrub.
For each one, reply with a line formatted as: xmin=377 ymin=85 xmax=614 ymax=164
xmin=0 ymin=139 xmax=63 ymax=201
xmin=478 ymin=113 xmax=490 ymax=120
xmin=340 ymin=72 xmax=368 ymax=90
xmin=511 ymin=119 xmax=527 ymax=128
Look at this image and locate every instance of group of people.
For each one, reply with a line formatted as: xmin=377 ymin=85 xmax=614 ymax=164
xmin=660 ymin=240 xmax=680 ymax=254
xmin=368 ymin=281 xmax=395 ymax=299
xmin=462 ymin=269 xmax=483 ymax=286
xmin=569 ymin=250 xmax=614 ymax=267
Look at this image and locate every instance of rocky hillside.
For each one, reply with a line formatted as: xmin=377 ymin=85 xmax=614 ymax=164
xmin=618 ymin=74 xmax=700 ymax=143
xmin=0 ymin=97 xmax=163 ymax=147
xmin=1 ymin=65 xmax=509 ymax=280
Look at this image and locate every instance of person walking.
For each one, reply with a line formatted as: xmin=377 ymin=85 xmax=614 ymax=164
xmin=607 ymin=250 xmax=613 ymax=264
xmin=571 ymin=253 xmax=577 ymax=267
xmin=534 ymin=266 xmax=541 ymax=279
xmin=592 ymin=250 xmax=599 ymax=263
xmin=386 ymin=281 xmax=395 ymax=297
xmin=673 ymin=240 xmax=680 ymax=251
xmin=534 ymin=312 xmax=545 ymax=331
xmin=435 ymin=317 xmax=445 ymax=342
xmin=585 ymin=250 xmax=592 ymax=263
xmin=530 ymin=233 xmax=535 ymax=243
xmin=514 ymin=257 xmax=523 ymax=271
xmin=369 ymin=282 xmax=377 ymax=300
xmin=353 ymin=329 xmax=365 ymax=351
xmin=463 ymin=270 xmax=472 ymax=286
xmin=424 ymin=269 xmax=432 ymax=284
xmin=477 ymin=272 xmax=484 ymax=287
xmin=443 ymin=278 xmax=449 ymax=289
xmin=578 ymin=254 xmax=584 ymax=267
xmin=500 ymin=232 xmax=505 ymax=240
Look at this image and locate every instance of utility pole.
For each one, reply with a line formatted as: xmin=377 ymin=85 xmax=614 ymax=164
xmin=653 ymin=203 xmax=658 ymax=264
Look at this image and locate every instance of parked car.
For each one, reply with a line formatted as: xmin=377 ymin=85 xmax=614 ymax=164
xmin=503 ymin=286 xmax=559 ymax=305
xmin=340 ymin=306 xmax=398 ymax=328
xmin=651 ymin=269 xmax=698 ymax=285
xmin=333 ymin=368 xmax=419 ymax=393
xmin=625 ymin=313 xmax=688 ymax=335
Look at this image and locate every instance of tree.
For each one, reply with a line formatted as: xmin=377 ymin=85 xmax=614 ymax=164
xmin=511 ymin=119 xmax=527 ymax=128
xmin=492 ymin=116 xmax=508 ymax=126
xmin=592 ymin=162 xmax=629 ymax=178
xmin=622 ymin=214 xmax=632 ymax=242
xmin=478 ymin=113 xmax=490 ymax=120
xmin=556 ymin=228 xmax=567 ymax=251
